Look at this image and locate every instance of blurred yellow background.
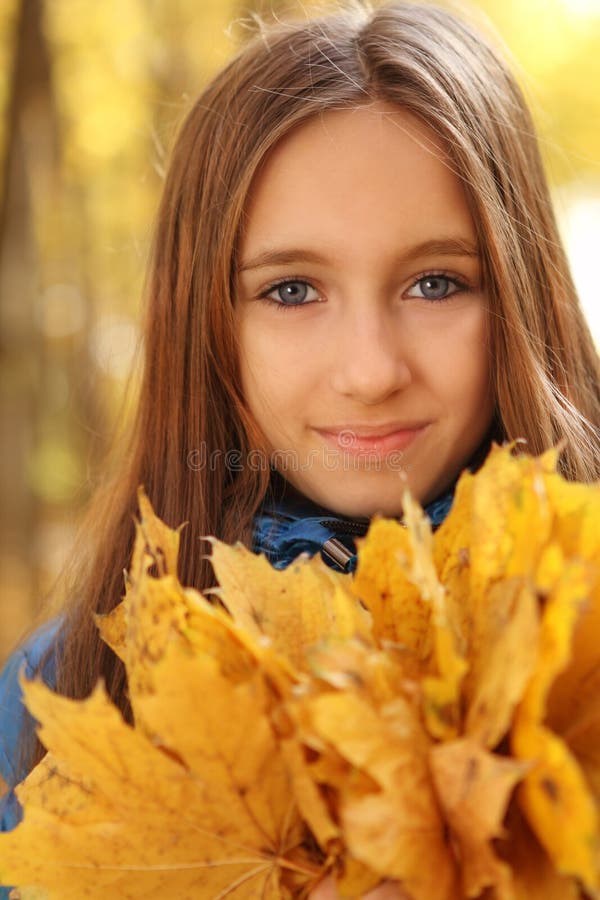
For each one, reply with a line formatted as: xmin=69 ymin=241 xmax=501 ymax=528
xmin=0 ymin=0 xmax=599 ymax=663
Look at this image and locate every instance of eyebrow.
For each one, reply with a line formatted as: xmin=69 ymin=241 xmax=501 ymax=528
xmin=237 ymin=238 xmax=480 ymax=273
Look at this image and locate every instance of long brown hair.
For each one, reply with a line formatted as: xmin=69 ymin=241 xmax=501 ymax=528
xmin=28 ymin=0 xmax=599 ymax=768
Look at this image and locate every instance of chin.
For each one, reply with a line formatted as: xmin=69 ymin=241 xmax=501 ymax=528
xmin=315 ymin=485 xmax=407 ymax=520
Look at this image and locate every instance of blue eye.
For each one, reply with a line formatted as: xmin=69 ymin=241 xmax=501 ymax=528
xmin=406 ymin=274 xmax=466 ymax=301
xmin=262 ymin=279 xmax=320 ymax=308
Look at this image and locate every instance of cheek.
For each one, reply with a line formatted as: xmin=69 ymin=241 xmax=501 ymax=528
xmin=238 ymin=314 xmax=324 ymax=410
xmin=458 ymin=320 xmax=494 ymax=419
xmin=238 ymin=317 xmax=272 ymax=393
xmin=433 ymin=309 xmax=492 ymax=410
xmin=237 ymin=324 xmax=300 ymax=435
xmin=240 ymin=348 xmax=288 ymax=403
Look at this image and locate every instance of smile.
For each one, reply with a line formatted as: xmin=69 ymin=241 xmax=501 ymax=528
xmin=314 ymin=424 xmax=428 ymax=455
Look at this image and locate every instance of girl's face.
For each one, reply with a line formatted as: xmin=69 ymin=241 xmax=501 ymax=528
xmin=236 ymin=103 xmax=494 ymax=517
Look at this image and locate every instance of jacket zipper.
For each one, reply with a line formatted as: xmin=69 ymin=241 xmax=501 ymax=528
xmin=319 ymin=518 xmax=369 ymax=537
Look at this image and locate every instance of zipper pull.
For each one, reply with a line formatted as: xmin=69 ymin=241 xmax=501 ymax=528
xmin=321 ymin=538 xmax=355 ymax=572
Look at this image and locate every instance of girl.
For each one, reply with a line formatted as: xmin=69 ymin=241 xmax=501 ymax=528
xmin=1 ymin=1 xmax=598 ymax=897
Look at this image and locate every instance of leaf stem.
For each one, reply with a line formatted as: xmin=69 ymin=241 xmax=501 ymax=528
xmin=277 ymin=856 xmax=322 ymax=878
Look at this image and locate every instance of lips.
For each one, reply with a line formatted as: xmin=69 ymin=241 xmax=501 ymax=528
xmin=314 ymin=423 xmax=428 ymax=455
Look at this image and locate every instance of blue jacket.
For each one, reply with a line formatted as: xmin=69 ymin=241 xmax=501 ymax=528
xmin=0 ymin=490 xmax=452 ymax=893
xmin=252 ymin=490 xmax=453 ymax=573
xmin=0 ymin=619 xmax=61 ymax=842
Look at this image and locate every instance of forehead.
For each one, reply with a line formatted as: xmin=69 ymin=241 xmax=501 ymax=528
xmin=240 ymin=102 xmax=476 ymax=258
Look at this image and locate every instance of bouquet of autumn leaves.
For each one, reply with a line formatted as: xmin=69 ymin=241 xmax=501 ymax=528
xmin=1 ymin=446 xmax=599 ymax=900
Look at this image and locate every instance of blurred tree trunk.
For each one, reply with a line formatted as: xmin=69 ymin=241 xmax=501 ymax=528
xmin=0 ymin=0 xmax=49 ymax=660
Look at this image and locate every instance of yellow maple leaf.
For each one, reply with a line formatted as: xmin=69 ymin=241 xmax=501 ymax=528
xmin=290 ymin=690 xmax=457 ymax=899
xmin=463 ymin=446 xmax=556 ymax=598
xmin=209 ymin=539 xmax=372 ymax=673
xmin=543 ymin=481 xmax=600 ymax=799
xmin=430 ymin=737 xmax=526 ymax=898
xmin=1 ymin=671 xmax=313 ymax=899
xmin=463 ymin=577 xmax=540 ymax=749
xmin=135 ymin=485 xmax=182 ymax=576
xmin=401 ymin=493 xmax=468 ymax=742
xmin=494 ymin=806 xmax=582 ymax=900
xmin=413 ymin=447 xmax=600 ymax=894
xmin=512 ymin=555 xmax=600 ymax=892
xmin=0 ymin=498 xmax=322 ymax=900
xmin=352 ymin=517 xmax=432 ymax=666
xmin=98 ymin=512 xmax=300 ymax=715
xmin=355 ymin=498 xmax=468 ymax=741
xmin=432 ymin=445 xmax=555 ymax=654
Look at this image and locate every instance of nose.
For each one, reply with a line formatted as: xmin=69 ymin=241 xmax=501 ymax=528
xmin=328 ymin=302 xmax=412 ymax=404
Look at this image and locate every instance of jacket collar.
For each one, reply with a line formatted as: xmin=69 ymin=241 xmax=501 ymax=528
xmin=252 ymin=489 xmax=454 ymax=575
